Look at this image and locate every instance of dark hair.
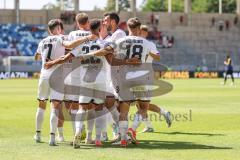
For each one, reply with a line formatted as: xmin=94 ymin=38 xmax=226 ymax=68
xmin=59 ymin=21 xmax=64 ymax=30
xmin=48 ymin=19 xmax=62 ymax=32
xmin=90 ymin=19 xmax=101 ymax=32
xmin=75 ymin=12 xmax=89 ymax=25
xmin=104 ymin=12 xmax=120 ymax=25
xmin=127 ymin=17 xmax=141 ymax=29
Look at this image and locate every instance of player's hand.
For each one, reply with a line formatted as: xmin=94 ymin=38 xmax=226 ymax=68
xmin=78 ymin=56 xmax=84 ymax=61
xmin=125 ymin=57 xmax=141 ymax=65
xmin=44 ymin=61 xmax=54 ymax=69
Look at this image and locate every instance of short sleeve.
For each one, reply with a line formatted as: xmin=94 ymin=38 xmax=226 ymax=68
xmin=111 ymin=30 xmax=126 ymax=42
xmin=68 ymin=32 xmax=74 ymax=41
xmin=149 ymin=41 xmax=159 ymax=55
xmin=36 ymin=41 xmax=43 ymax=54
xmin=57 ymin=36 xmax=64 ymax=46
xmin=71 ymin=45 xmax=82 ymax=57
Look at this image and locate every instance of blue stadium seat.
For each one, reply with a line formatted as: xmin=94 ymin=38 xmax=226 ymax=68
xmin=0 ymin=24 xmax=48 ymax=56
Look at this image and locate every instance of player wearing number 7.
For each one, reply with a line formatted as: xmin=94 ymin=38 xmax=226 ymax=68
xmin=34 ymin=19 xmax=97 ymax=146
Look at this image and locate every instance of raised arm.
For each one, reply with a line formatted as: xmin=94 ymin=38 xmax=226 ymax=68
xmin=224 ymin=58 xmax=230 ymax=65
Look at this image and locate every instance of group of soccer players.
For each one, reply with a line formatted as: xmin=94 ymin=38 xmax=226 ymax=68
xmin=34 ymin=12 xmax=172 ymax=148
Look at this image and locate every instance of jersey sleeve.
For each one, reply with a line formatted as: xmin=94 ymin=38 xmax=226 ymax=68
xmin=36 ymin=40 xmax=43 ymax=54
xmin=145 ymin=41 xmax=159 ymax=63
xmin=71 ymin=45 xmax=82 ymax=57
xmin=111 ymin=31 xmax=126 ymax=42
xmin=114 ymin=38 xmax=127 ymax=59
xmin=149 ymin=41 xmax=159 ymax=55
xmin=57 ymin=36 xmax=65 ymax=46
xmin=68 ymin=32 xmax=74 ymax=41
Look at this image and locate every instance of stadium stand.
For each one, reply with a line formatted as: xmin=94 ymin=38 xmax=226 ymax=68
xmin=0 ymin=24 xmax=47 ymax=56
xmin=0 ymin=9 xmax=239 ymax=72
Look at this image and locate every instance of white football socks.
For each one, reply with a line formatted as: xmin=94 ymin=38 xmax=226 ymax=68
xmin=160 ymin=108 xmax=168 ymax=116
xmin=142 ymin=118 xmax=153 ymax=129
xmin=36 ymin=107 xmax=45 ymax=132
xmin=109 ymin=102 xmax=120 ymax=123
xmin=50 ymin=107 xmax=59 ymax=134
xmin=86 ymin=109 xmax=95 ymax=140
xmin=57 ymin=127 xmax=63 ymax=137
xmin=95 ymin=110 xmax=106 ymax=141
xmin=119 ymin=121 xmax=128 ymax=140
xmin=70 ymin=109 xmax=78 ymax=135
xmin=75 ymin=108 xmax=86 ymax=136
xmin=131 ymin=113 xmax=142 ymax=131
xmin=101 ymin=107 xmax=108 ymax=134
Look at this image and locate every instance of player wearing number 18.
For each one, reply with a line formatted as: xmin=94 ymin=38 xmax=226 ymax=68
xmin=114 ymin=17 xmax=160 ymax=146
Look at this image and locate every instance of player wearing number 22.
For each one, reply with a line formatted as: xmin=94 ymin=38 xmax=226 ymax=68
xmin=34 ymin=19 xmax=97 ymax=146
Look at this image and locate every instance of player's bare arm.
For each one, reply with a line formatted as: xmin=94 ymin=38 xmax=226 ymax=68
xmin=105 ymin=54 xmax=141 ymax=66
xmin=149 ymin=52 xmax=160 ymax=61
xmin=62 ymin=34 xmax=98 ymax=49
xmin=224 ymin=59 xmax=230 ymax=65
xmin=81 ymin=46 xmax=114 ymax=58
xmin=44 ymin=53 xmax=74 ymax=69
xmin=79 ymin=46 xmax=141 ymax=66
xmin=34 ymin=52 xmax=41 ymax=61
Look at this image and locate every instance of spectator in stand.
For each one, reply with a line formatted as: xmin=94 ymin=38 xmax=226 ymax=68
xmin=72 ymin=12 xmax=76 ymax=23
xmin=147 ymin=26 xmax=155 ymax=40
xmin=119 ymin=21 xmax=128 ymax=33
xmin=168 ymin=36 xmax=174 ymax=48
xmin=225 ymin=20 xmax=230 ymax=30
xmin=162 ymin=36 xmax=168 ymax=48
xmin=195 ymin=65 xmax=202 ymax=72
xmin=31 ymin=26 xmax=37 ymax=32
xmin=211 ymin=17 xmax=215 ymax=27
xmin=180 ymin=15 xmax=184 ymax=25
xmin=154 ymin=27 xmax=161 ymax=39
xmin=150 ymin=12 xmax=155 ymax=25
xmin=202 ymin=66 xmax=208 ymax=72
xmin=234 ymin=16 xmax=238 ymax=25
xmin=218 ymin=20 xmax=224 ymax=31
xmin=155 ymin=14 xmax=159 ymax=26
xmin=60 ymin=11 xmax=76 ymax=24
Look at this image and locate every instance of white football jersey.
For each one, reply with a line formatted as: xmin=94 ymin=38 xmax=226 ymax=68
xmin=68 ymin=30 xmax=91 ymax=41
xmin=71 ymin=39 xmax=108 ymax=88
xmin=104 ymin=29 xmax=126 ymax=86
xmin=37 ymin=35 xmax=65 ymax=79
xmin=115 ymin=36 xmax=156 ymax=63
xmin=115 ymin=36 xmax=158 ymax=80
xmin=105 ymin=28 xmax=126 ymax=43
xmin=145 ymin=41 xmax=159 ymax=63
xmin=67 ymin=29 xmax=91 ymax=78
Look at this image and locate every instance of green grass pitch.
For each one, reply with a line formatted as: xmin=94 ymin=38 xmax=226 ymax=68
xmin=0 ymin=79 xmax=239 ymax=160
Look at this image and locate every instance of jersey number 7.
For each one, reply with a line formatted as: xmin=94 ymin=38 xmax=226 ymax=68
xmin=44 ymin=44 xmax=53 ymax=61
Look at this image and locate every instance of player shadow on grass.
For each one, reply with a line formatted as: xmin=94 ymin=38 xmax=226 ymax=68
xmin=34 ymin=140 xmax=231 ymax=150
xmin=153 ymin=132 xmax=225 ymax=136
xmin=101 ymin=140 xmax=232 ymax=150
